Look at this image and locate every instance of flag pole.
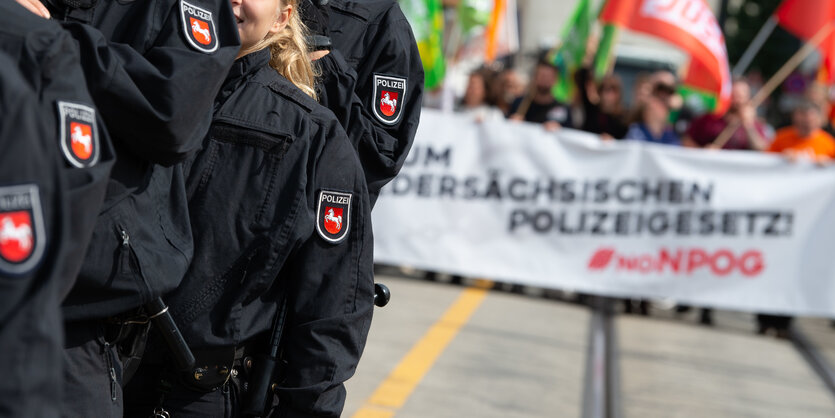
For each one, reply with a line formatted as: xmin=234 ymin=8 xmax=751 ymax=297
xmin=732 ymin=16 xmax=778 ymax=77
xmin=603 ymin=27 xmax=621 ymax=77
xmin=514 ymin=0 xmax=587 ymax=119
xmin=711 ymin=21 xmax=835 ymax=148
xmin=593 ymin=0 xmax=621 ymax=80
xmin=511 ymin=43 xmax=561 ymax=120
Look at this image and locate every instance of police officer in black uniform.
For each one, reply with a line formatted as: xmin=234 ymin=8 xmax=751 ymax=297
xmin=123 ymin=0 xmax=373 ymax=415
xmin=0 ymin=53 xmax=70 ymax=417
xmin=303 ymin=0 xmax=424 ymax=205
xmin=0 ymin=1 xmax=115 ymax=301
xmin=14 ymin=0 xmax=240 ymax=414
xmin=0 ymin=2 xmax=115 ymax=415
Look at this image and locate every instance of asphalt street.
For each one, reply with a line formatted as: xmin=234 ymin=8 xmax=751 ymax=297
xmin=344 ymin=272 xmax=835 ymax=418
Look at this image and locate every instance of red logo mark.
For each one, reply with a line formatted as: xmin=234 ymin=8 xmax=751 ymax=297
xmin=70 ymin=122 xmax=93 ymax=160
xmin=588 ymin=248 xmax=616 ymax=270
xmin=586 ymin=247 xmax=765 ymax=277
xmin=379 ymin=90 xmax=399 ymax=116
xmin=323 ymin=206 xmax=343 ymax=234
xmin=0 ymin=212 xmax=33 ymax=263
xmin=190 ymin=17 xmax=212 ymax=45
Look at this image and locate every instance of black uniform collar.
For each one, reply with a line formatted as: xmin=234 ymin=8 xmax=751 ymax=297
xmin=216 ymin=48 xmax=271 ymax=108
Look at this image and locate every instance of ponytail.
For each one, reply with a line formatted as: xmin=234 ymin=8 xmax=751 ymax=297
xmin=244 ymin=0 xmax=318 ymax=99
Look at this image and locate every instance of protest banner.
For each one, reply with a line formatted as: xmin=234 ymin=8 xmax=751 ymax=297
xmin=374 ymin=110 xmax=835 ymax=315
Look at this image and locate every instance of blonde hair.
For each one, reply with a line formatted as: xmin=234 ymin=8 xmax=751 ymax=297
xmin=243 ymin=0 xmax=318 ymax=99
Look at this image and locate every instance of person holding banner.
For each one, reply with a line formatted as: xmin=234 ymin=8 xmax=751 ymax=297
xmin=753 ymin=100 xmax=835 ymax=337
xmin=684 ymin=78 xmax=769 ymax=151
xmin=804 ymin=82 xmax=835 ymax=137
xmin=767 ymin=100 xmax=835 ymax=162
xmin=575 ymin=67 xmax=628 ymax=140
xmin=508 ymin=59 xmax=573 ymax=131
xmin=624 ymin=84 xmax=680 ymax=146
xmin=491 ymin=68 xmax=527 ymax=116
xmin=458 ymin=69 xmax=505 ymax=122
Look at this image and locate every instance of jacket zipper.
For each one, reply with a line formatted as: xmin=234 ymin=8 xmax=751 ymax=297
xmin=103 ymin=341 xmax=118 ymax=402
xmin=120 ymin=228 xmax=153 ymax=304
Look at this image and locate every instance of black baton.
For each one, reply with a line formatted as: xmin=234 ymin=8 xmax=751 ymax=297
xmin=241 ymin=284 xmax=390 ymax=416
xmin=242 ymin=295 xmax=288 ymax=417
xmin=144 ymin=297 xmax=196 ymax=371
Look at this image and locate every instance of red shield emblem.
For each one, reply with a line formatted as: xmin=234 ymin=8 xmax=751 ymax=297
xmin=323 ymin=206 xmax=343 ymax=234
xmin=379 ymin=91 xmax=399 ymax=117
xmin=181 ymin=0 xmax=219 ymax=53
xmin=0 ymin=211 xmax=33 ymax=263
xmin=316 ymin=190 xmax=352 ymax=244
xmin=372 ymin=74 xmax=407 ymax=125
xmin=0 ymin=185 xmax=45 ymax=275
xmin=70 ymin=122 xmax=93 ymax=160
xmin=58 ymin=101 xmax=99 ymax=168
xmin=190 ymin=17 xmax=212 ymax=45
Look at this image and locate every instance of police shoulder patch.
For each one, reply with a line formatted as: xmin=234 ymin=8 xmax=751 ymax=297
xmin=0 ymin=184 xmax=45 ymax=275
xmin=316 ymin=190 xmax=352 ymax=244
xmin=181 ymin=0 xmax=219 ymax=53
xmin=372 ymin=74 xmax=407 ymax=125
xmin=57 ymin=101 xmax=99 ymax=168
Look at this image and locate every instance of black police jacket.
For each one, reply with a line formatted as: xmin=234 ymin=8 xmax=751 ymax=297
xmin=0 ymin=53 xmax=69 ymax=417
xmin=0 ymin=2 xmax=115 ymax=299
xmin=166 ymin=49 xmax=374 ymax=417
xmin=319 ymin=0 xmax=424 ymax=205
xmin=42 ymin=0 xmax=241 ymax=320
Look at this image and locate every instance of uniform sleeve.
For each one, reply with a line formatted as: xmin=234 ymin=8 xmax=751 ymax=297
xmin=319 ymin=9 xmax=423 ymax=205
xmin=57 ymin=0 xmax=239 ymax=166
xmin=39 ymin=28 xmax=116 ymax=299
xmin=0 ymin=68 xmax=66 ymax=417
xmin=276 ymin=120 xmax=374 ymax=418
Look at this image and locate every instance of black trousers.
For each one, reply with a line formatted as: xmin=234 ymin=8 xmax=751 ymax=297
xmin=62 ymin=321 xmax=125 ymax=418
xmin=123 ymin=363 xmax=237 ymax=418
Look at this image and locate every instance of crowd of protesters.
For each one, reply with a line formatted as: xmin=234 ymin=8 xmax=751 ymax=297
xmin=432 ymin=52 xmax=835 ymax=338
xmin=441 ymin=55 xmax=835 ymax=164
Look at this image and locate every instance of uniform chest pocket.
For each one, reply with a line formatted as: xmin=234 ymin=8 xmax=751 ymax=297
xmin=187 ymin=123 xmax=293 ymax=230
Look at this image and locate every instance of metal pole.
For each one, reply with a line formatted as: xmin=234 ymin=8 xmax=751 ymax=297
xmin=732 ymin=16 xmax=778 ymax=77
xmin=790 ymin=326 xmax=835 ymax=398
xmin=717 ymin=0 xmax=730 ymax=30
xmin=582 ymin=296 xmax=621 ymax=418
xmin=606 ymin=304 xmax=622 ymax=418
xmin=713 ymin=21 xmax=835 ymax=148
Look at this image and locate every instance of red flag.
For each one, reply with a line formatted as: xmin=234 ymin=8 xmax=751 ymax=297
xmin=600 ymin=0 xmax=731 ymax=114
xmin=776 ymin=0 xmax=835 ymax=84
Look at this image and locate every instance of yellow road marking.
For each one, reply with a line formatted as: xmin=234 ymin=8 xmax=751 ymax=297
xmin=352 ymin=286 xmax=489 ymax=418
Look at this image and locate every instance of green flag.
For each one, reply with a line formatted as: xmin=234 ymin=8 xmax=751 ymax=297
xmin=549 ymin=0 xmax=593 ymax=102
xmin=400 ymin=0 xmax=446 ymax=89
xmin=457 ymin=0 xmax=492 ymax=36
xmin=593 ymin=23 xmax=618 ymax=80
xmin=678 ymin=85 xmax=717 ymax=114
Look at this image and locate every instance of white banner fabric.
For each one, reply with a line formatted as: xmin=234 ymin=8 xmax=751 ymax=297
xmin=372 ymin=110 xmax=835 ymax=316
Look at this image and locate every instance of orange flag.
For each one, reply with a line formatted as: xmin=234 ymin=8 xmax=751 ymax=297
xmin=600 ymin=0 xmax=731 ymax=114
xmin=776 ymin=0 xmax=835 ymax=84
xmin=484 ymin=0 xmax=504 ymax=62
